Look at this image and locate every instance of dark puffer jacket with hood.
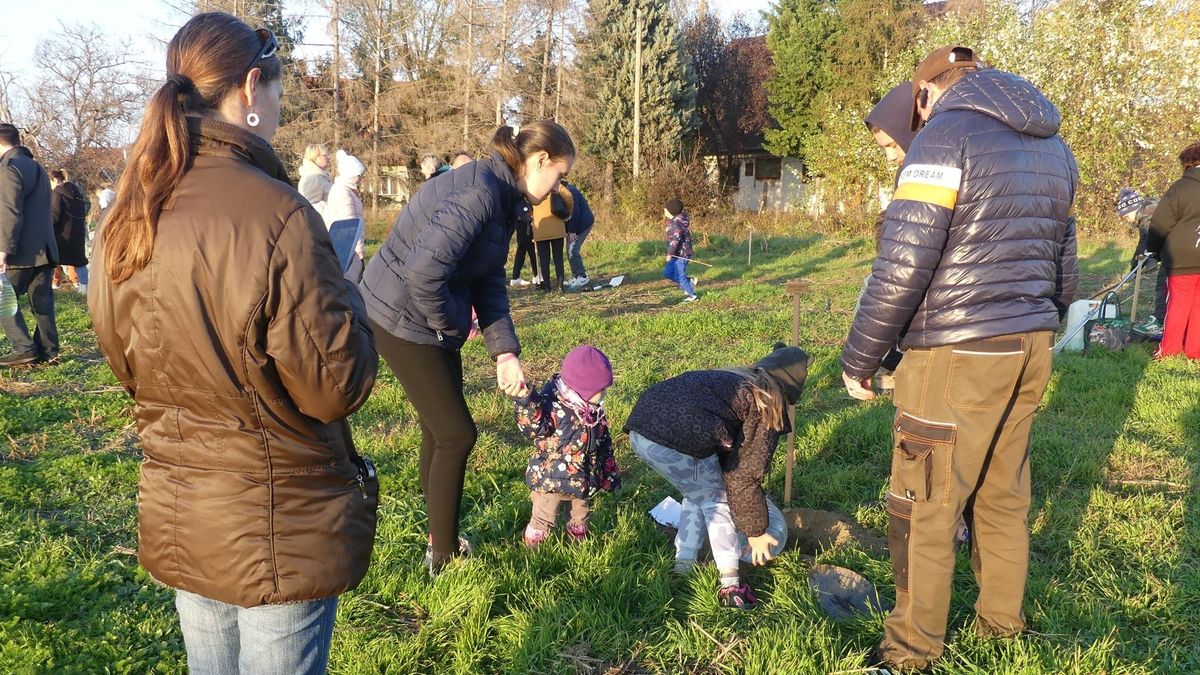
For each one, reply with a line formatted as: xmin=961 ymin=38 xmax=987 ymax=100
xmin=361 ymin=154 xmax=527 ymax=358
xmin=843 ymin=69 xmax=1079 ymax=379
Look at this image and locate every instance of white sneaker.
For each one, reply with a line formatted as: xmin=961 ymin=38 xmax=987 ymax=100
xmin=682 ymin=295 xmax=698 ymax=303
xmin=575 ymin=276 xmax=590 ymax=287
xmin=510 ymin=278 xmax=527 ymax=287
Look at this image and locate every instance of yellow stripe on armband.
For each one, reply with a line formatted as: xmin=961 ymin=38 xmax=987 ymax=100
xmin=892 ymin=182 xmax=959 ymax=210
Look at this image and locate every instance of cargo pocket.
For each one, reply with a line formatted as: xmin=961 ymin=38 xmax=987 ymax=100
xmin=886 ymin=492 xmax=914 ymax=592
xmin=891 ymin=411 xmax=956 ymax=504
xmin=945 ymin=336 xmax=1025 ymax=410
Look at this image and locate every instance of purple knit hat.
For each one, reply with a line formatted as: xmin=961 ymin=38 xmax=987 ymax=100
xmin=560 ymin=346 xmax=613 ymax=400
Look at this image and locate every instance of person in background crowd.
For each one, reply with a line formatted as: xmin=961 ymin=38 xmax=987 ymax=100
xmin=1145 ymin=141 xmax=1200 ymax=359
xmin=532 ymin=181 xmax=571 ymax=292
xmin=420 ymin=152 xmax=451 ymax=180
xmin=451 ymin=150 xmax=473 ymax=170
xmin=563 ymin=182 xmax=595 ymax=289
xmin=297 ymin=142 xmax=333 ymax=210
xmin=360 ymin=120 xmax=574 ymax=576
xmin=88 ymin=14 xmax=379 ymax=674
xmin=49 ymin=169 xmax=90 ymax=294
xmin=324 ymin=149 xmax=367 ymax=273
xmin=662 ymin=198 xmax=697 ymax=302
xmin=1115 ymin=187 xmax=1166 ymax=339
xmin=0 ymin=122 xmax=59 ymax=367
xmin=510 ymin=206 xmax=539 ymax=287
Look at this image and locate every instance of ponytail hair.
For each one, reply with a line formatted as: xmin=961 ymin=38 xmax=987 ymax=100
xmin=489 ymin=120 xmax=575 ymax=176
xmin=102 ymin=12 xmax=282 ymax=284
xmin=746 ymin=369 xmax=786 ymax=433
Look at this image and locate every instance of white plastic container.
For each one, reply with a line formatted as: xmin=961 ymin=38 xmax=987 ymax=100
xmin=1061 ymin=299 xmax=1117 ymax=351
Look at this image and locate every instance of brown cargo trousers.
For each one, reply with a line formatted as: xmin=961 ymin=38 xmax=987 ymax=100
xmin=878 ymin=331 xmax=1053 ymax=669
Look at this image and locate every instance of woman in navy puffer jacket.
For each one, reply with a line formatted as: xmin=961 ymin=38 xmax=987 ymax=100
xmin=361 ymin=121 xmax=576 ymax=575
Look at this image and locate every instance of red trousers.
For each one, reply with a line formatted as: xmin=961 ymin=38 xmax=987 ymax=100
xmin=1159 ymin=273 xmax=1200 ymax=359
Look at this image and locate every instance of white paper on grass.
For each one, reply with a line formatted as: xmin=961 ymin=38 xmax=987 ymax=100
xmin=649 ymin=496 xmax=682 ymax=528
xmin=609 ymin=275 xmax=625 ymax=287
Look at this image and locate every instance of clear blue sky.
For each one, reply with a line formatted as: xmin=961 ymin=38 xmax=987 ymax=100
xmin=1 ymin=0 xmax=774 ymax=89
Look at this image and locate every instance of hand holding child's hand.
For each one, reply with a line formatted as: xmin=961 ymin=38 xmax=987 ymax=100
xmin=497 ymin=354 xmax=527 ymax=397
xmin=746 ymin=533 xmax=778 ymax=566
xmin=842 ymin=371 xmax=876 ymax=401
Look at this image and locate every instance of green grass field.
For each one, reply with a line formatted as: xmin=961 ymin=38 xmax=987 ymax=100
xmin=2 ymin=233 xmax=1198 ymax=674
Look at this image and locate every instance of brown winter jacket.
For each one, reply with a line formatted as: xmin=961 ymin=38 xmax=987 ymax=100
xmin=1147 ymin=167 xmax=1200 ymax=276
xmin=89 ymin=117 xmax=380 ymax=608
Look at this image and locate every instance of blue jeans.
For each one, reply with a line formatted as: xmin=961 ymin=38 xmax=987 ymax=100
xmin=567 ymin=227 xmax=591 ymax=278
xmin=175 ymin=590 xmax=339 ymax=675
xmin=662 ymin=257 xmax=695 ymax=297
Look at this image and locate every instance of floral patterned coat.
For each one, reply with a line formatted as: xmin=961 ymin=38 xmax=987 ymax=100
xmin=514 ymin=377 xmax=620 ymax=499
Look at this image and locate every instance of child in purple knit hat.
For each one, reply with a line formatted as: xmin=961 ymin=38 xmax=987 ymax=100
xmin=512 ymin=346 xmax=620 ymax=547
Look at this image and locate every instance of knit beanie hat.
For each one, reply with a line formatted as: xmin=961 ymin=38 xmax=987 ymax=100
xmin=336 ymin=149 xmax=366 ymax=179
xmin=560 ymin=346 xmax=613 ymax=401
xmin=665 ymin=199 xmax=685 ymax=217
xmin=1115 ymin=187 xmax=1142 ymax=218
xmin=754 ymin=342 xmax=811 ymax=405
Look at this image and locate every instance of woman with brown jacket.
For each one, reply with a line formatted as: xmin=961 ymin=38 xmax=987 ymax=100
xmin=88 ymin=14 xmax=378 ymax=674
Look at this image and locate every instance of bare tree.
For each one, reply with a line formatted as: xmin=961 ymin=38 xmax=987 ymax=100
xmin=20 ymin=23 xmax=144 ymax=185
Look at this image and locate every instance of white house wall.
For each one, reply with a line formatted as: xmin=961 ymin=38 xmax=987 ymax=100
xmin=733 ymin=157 xmax=807 ymax=213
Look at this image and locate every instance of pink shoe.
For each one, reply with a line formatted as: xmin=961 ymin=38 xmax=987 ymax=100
xmin=523 ymin=524 xmax=548 ymax=548
xmin=565 ymin=522 xmax=588 ymax=542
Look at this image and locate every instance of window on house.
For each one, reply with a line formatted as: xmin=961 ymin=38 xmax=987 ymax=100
xmin=744 ymin=161 xmax=754 ymax=177
xmin=755 ymin=158 xmax=782 ymax=180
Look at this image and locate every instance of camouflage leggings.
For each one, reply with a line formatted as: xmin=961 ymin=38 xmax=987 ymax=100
xmin=631 ymin=432 xmax=786 ymax=572
xmin=633 ymin=429 xmax=734 ymax=566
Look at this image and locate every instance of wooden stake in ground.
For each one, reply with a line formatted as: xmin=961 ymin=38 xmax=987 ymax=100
xmin=1130 ymin=259 xmax=1144 ymax=323
xmin=783 ymin=278 xmax=808 ymax=505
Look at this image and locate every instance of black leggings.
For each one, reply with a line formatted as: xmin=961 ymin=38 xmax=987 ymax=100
xmin=536 ymin=238 xmax=565 ymax=288
xmin=513 ymin=227 xmax=537 ymax=279
xmin=372 ymin=323 xmax=477 ymax=562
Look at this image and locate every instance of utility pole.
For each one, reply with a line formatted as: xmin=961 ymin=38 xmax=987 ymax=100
xmin=371 ymin=0 xmax=384 ymax=219
xmin=332 ymin=0 xmax=341 ymax=148
xmin=464 ymin=0 xmax=474 ymax=145
xmin=495 ymin=0 xmax=510 ymax=126
xmin=553 ymin=4 xmax=564 ymax=123
xmin=537 ymin=0 xmax=556 ymax=119
xmin=633 ymin=6 xmax=642 ymax=178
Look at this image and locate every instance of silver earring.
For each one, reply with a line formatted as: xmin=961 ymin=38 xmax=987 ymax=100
xmin=246 ymin=112 xmax=260 ymax=127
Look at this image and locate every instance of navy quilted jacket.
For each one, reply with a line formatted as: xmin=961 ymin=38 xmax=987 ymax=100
xmin=361 ymin=154 xmax=529 ymax=357
xmin=842 ymin=69 xmax=1079 ymax=379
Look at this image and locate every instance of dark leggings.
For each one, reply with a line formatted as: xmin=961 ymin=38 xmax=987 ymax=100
xmin=536 ymin=238 xmax=565 ymax=289
xmin=372 ymin=323 xmax=477 ymax=563
xmin=513 ymin=227 xmax=538 ymax=279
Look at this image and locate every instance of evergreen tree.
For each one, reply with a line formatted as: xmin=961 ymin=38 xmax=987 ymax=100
xmin=578 ymin=0 xmax=697 ymax=176
xmin=763 ymin=0 xmax=838 ymax=159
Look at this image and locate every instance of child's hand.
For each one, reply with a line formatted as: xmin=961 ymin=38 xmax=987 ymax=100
xmin=745 ymin=533 xmax=779 ymax=566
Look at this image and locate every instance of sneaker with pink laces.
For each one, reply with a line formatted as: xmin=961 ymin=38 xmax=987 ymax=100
xmin=523 ymin=524 xmax=549 ymax=548
xmin=718 ymin=583 xmax=758 ymax=610
xmin=565 ymin=522 xmax=588 ymax=542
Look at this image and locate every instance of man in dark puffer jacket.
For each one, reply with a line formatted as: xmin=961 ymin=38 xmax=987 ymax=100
xmin=841 ymin=47 xmax=1079 ymax=672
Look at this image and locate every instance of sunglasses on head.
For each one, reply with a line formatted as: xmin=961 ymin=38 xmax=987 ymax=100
xmin=244 ymin=28 xmax=279 ymax=75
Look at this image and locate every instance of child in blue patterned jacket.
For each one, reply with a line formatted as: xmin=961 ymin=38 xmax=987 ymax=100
xmin=663 ymin=198 xmax=698 ymax=302
xmin=513 ymin=345 xmax=620 ymax=547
